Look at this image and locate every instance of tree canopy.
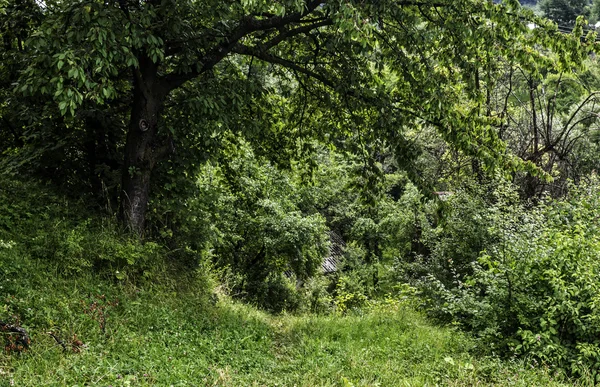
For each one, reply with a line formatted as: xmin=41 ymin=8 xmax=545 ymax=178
xmin=0 ymin=0 xmax=593 ymax=234
xmin=540 ymin=0 xmax=589 ymax=25
xmin=6 ymin=0 xmax=600 ymax=376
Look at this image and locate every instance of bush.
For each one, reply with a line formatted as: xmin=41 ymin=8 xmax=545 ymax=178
xmin=333 ymin=272 xmax=369 ymax=314
xmin=417 ymin=185 xmax=494 ymax=289
xmin=30 ymin=221 xmax=166 ymax=279
xmin=0 ymin=176 xmax=199 ymax=283
xmin=185 ymin=142 xmax=330 ymax=312
xmin=300 ymin=275 xmax=334 ymax=314
xmin=432 ymin=178 xmax=600 ymax=377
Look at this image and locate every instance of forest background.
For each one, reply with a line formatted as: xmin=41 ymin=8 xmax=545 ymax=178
xmin=5 ymin=0 xmax=600 ymax=385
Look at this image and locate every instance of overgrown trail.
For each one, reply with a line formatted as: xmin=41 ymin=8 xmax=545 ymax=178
xmin=0 ymin=265 xmax=575 ymax=386
xmin=0 ymin=232 xmax=579 ymax=387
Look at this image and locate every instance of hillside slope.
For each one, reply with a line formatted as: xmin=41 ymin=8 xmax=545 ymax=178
xmin=0 ymin=178 xmax=582 ymax=386
xmin=0 ymin=252 xmax=576 ymax=386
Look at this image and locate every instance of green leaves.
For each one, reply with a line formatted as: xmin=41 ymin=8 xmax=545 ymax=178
xmin=540 ymin=0 xmax=590 ymax=26
xmin=428 ymin=177 xmax=600 ymax=375
xmin=14 ymin=1 xmax=136 ymax=115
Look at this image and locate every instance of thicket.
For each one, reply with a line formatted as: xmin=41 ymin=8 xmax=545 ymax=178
xmin=9 ymin=158 xmax=600 ymax=380
xmin=419 ymin=177 xmax=600 ymax=378
xmin=0 ymin=178 xmax=171 ymax=282
xmin=5 ymin=105 xmax=600 ymax=377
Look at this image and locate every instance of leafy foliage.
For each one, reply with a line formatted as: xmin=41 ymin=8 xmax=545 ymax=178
xmin=179 ymin=139 xmax=329 ymax=311
xmin=0 ymin=176 xmax=183 ymax=283
xmin=540 ymin=0 xmax=590 ymax=25
xmin=2 ymin=0 xmax=592 ymax=233
xmin=5 ymin=0 xmax=600 ymax=381
xmin=426 ymin=177 xmax=600 ymax=377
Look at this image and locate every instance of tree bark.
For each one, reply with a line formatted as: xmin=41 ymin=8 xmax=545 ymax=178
xmin=119 ymin=58 xmax=170 ymax=235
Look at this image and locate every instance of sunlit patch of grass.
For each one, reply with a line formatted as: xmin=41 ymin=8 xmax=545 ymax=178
xmin=0 ymin=241 xmax=587 ymax=387
xmin=1 ymin=265 xmax=584 ymax=387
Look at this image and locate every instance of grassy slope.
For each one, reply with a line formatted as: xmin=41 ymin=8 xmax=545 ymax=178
xmin=0 ymin=180 xmax=584 ymax=386
xmin=0 ymin=250 xmax=578 ymax=387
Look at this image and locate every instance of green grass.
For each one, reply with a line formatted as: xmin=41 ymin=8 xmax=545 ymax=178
xmin=0 ymin=247 xmax=586 ymax=387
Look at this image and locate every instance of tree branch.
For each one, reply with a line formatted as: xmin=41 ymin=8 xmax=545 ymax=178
xmin=259 ymin=19 xmax=332 ymax=52
xmin=231 ymin=44 xmax=335 ymax=89
xmin=162 ymin=0 xmax=324 ymax=91
xmin=1 ymin=321 xmax=30 ymax=351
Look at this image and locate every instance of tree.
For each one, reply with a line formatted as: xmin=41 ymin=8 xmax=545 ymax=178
xmin=0 ymin=0 xmax=41 ymax=152
xmin=540 ymin=0 xmax=590 ymax=26
xmin=501 ymin=68 xmax=600 ymax=198
xmin=590 ymin=0 xmax=600 ymax=22
xmin=8 ymin=0 xmax=591 ymax=235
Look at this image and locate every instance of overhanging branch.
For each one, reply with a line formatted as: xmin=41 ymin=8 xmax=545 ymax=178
xmin=231 ymin=44 xmax=335 ymax=89
xmin=259 ymin=19 xmax=332 ymax=52
xmin=162 ymin=0 xmax=324 ymax=91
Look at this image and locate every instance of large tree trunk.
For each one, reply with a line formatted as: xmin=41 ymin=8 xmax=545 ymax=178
xmin=119 ymin=59 xmax=170 ymax=235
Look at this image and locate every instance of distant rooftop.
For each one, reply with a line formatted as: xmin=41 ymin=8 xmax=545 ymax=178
xmin=322 ymin=231 xmax=345 ymax=274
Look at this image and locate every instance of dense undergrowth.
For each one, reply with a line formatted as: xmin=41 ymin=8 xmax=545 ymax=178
xmin=5 ymin=0 xmax=600 ymax=384
xmin=417 ymin=178 xmax=600 ymax=378
xmin=0 ymin=175 xmax=597 ymax=386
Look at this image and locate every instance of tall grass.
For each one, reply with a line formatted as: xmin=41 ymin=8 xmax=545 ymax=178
xmin=0 ymin=252 xmax=583 ymax=386
xmin=0 ymin=178 xmax=591 ymax=386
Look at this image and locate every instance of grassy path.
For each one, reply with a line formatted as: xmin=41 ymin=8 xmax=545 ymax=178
xmin=0 ymin=277 xmax=575 ymax=386
xmin=0 ymin=249 xmax=580 ymax=387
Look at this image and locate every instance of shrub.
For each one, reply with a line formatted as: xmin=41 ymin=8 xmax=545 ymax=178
xmin=300 ymin=275 xmax=334 ymax=314
xmin=334 ymin=272 xmax=369 ymax=314
xmin=26 ymin=218 xmax=167 ymax=280
xmin=0 ymin=176 xmax=189 ymax=282
xmin=433 ymin=178 xmax=600 ymax=377
xmin=187 ymin=143 xmax=330 ymax=312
